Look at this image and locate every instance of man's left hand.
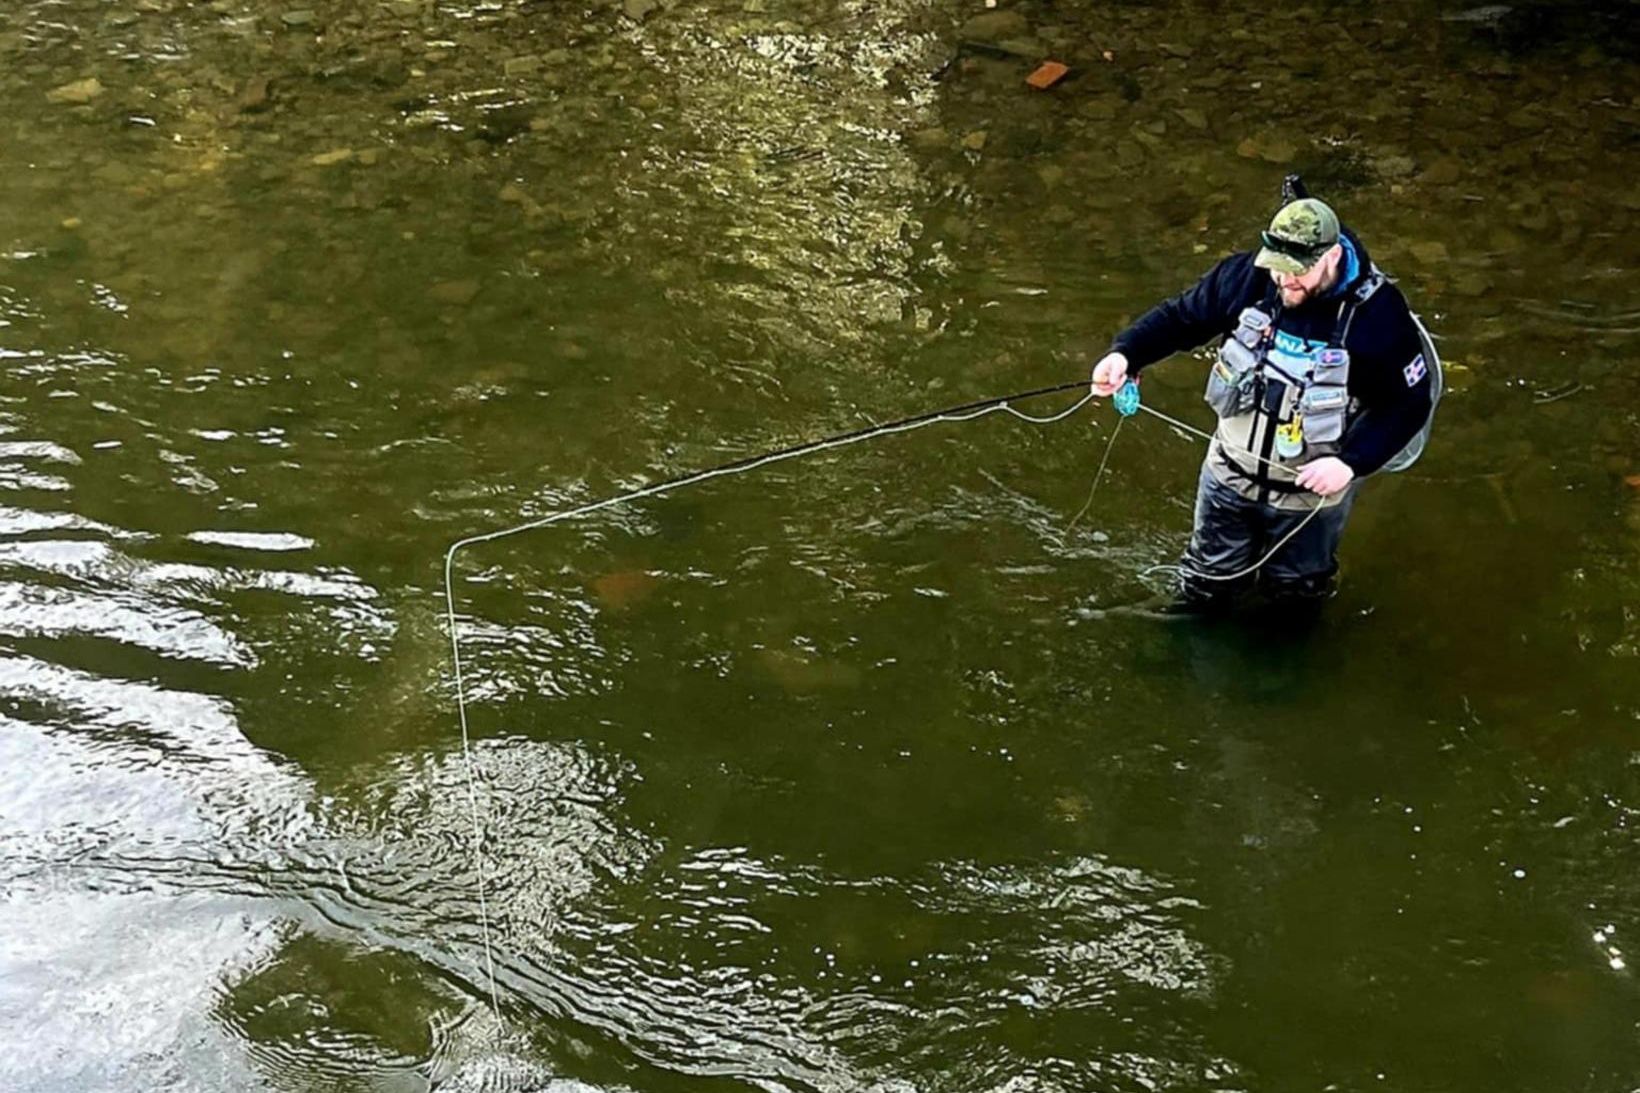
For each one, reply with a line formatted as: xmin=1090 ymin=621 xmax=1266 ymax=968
xmin=1295 ymin=456 xmax=1355 ymax=496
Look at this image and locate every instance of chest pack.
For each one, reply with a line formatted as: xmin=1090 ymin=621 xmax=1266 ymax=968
xmin=1202 ymin=267 xmax=1439 ymax=472
xmin=1204 ymin=304 xmax=1352 ymax=449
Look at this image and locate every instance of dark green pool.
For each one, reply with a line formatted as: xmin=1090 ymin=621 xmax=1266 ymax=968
xmin=2 ymin=0 xmax=1638 ymax=1089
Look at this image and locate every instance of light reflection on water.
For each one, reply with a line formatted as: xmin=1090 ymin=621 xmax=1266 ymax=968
xmin=2 ymin=0 xmax=1640 ymax=1089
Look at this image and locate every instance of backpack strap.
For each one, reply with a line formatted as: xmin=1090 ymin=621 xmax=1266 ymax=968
xmin=1334 ymin=265 xmax=1387 ymax=346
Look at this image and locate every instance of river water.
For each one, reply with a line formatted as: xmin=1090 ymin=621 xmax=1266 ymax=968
xmin=2 ymin=0 xmax=1639 ymax=1089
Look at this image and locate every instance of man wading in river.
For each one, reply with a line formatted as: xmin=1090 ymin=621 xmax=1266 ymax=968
xmin=1090 ymin=193 xmax=1437 ymax=612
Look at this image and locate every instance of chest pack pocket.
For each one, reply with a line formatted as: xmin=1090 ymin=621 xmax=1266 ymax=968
xmin=1298 ymin=347 xmax=1350 ymax=443
xmin=1204 ymin=306 xmax=1269 ymax=418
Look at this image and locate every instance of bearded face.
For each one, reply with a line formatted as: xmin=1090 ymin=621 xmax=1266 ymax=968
xmin=1270 ymin=245 xmax=1342 ymax=307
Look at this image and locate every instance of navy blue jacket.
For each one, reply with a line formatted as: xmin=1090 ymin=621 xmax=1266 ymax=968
xmin=1111 ymin=232 xmax=1433 ymax=476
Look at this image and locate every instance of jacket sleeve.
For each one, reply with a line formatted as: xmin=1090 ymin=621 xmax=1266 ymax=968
xmin=1110 ymin=252 xmax=1260 ymax=373
xmin=1338 ymin=293 xmax=1434 ymax=476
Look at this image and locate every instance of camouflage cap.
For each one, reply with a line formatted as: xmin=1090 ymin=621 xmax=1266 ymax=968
xmin=1253 ymin=198 xmax=1341 ymax=275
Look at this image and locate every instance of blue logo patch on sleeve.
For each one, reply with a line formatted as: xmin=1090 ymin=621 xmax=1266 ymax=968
xmin=1403 ymin=354 xmax=1427 ymax=386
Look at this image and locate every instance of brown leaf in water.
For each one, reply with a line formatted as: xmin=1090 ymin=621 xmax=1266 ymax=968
xmin=590 ymin=569 xmax=659 ymax=609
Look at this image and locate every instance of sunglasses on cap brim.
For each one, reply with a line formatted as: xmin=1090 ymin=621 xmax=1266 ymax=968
xmin=1260 ymin=231 xmax=1330 ymax=264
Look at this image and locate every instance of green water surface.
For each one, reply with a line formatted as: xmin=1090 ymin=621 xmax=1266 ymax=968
xmin=2 ymin=0 xmax=1639 ymax=1090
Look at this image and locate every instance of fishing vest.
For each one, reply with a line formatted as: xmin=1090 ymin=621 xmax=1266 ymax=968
xmin=1202 ymin=269 xmax=1389 ymax=509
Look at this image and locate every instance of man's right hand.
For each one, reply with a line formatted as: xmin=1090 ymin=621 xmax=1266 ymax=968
xmin=1090 ymin=351 xmax=1129 ymax=397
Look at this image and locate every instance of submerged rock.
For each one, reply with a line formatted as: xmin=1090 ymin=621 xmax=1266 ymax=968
xmin=428 ymin=279 xmax=482 ymax=305
xmin=909 ymin=126 xmax=950 ymax=151
xmin=1236 ymin=132 xmax=1295 ymax=163
xmin=960 ymin=10 xmax=1029 ymax=42
xmin=47 ymin=78 xmax=104 ymax=104
xmin=1420 ymin=158 xmax=1462 ymax=185
xmin=239 ymin=76 xmax=273 ymax=113
xmin=1079 ymin=96 xmax=1120 ymax=120
xmin=476 ymin=105 xmax=532 ymax=144
xmin=1409 ymin=240 xmax=1449 ymax=264
xmin=1174 ymin=107 xmax=1208 ymax=131
xmin=1441 ymin=4 xmax=1514 ymax=25
xmin=1373 ymin=154 xmax=1416 ymax=180
xmin=1453 ymin=271 xmax=1493 ymax=296
xmin=92 ymin=161 xmax=138 ymax=186
xmin=996 ymin=36 xmax=1046 ymax=58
